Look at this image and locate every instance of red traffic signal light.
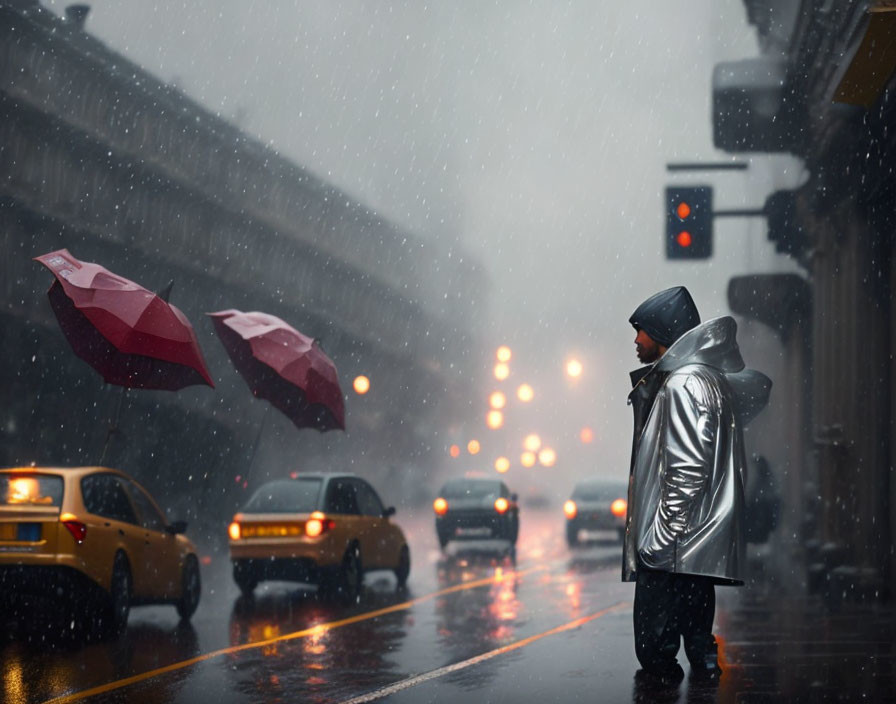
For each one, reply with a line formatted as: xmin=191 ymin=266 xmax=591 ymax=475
xmin=666 ymin=186 xmax=712 ymax=259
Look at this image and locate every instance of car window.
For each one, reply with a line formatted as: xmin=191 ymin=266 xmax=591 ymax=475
xmin=572 ymin=483 xmax=627 ymax=501
xmin=122 ymin=479 xmax=166 ymax=532
xmin=81 ymin=474 xmax=138 ymax=525
xmin=325 ymin=479 xmax=360 ymax=515
xmin=354 ymin=479 xmax=385 ymax=517
xmin=243 ymin=478 xmax=323 ymax=513
xmin=441 ymin=480 xmax=501 ymax=499
xmin=0 ymin=474 xmax=63 ymax=507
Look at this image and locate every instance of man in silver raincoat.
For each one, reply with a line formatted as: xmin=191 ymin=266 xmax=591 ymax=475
xmin=623 ymin=286 xmax=770 ymax=683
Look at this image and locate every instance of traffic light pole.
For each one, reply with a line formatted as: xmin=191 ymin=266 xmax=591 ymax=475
xmin=666 ymin=161 xmax=749 ymax=172
xmin=713 ymin=208 xmax=766 ymax=218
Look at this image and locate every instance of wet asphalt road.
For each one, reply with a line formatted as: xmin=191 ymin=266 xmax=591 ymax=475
xmin=2 ymin=507 xmax=645 ymax=704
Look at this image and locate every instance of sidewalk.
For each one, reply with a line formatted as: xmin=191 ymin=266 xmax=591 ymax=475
xmin=702 ymin=551 xmax=895 ymax=703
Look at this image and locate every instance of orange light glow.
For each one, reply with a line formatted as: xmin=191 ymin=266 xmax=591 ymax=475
xmin=495 ymin=456 xmax=510 ymax=473
xmin=305 ymin=513 xmax=325 ymax=537
xmin=489 ymin=391 xmax=507 ymax=409
xmin=565 ymin=358 xmax=583 ymax=378
xmin=579 ymin=427 xmax=594 ymax=444
xmin=433 ymin=497 xmax=448 ymax=515
xmin=467 ymin=439 xmax=481 ymax=455
xmin=676 ymin=230 xmax=692 ymax=248
xmin=353 ymin=375 xmax=370 ymax=394
xmin=228 ymin=522 xmax=241 ymax=540
xmin=538 ymin=447 xmax=557 ymax=467
xmin=611 ymin=498 xmax=628 ymax=517
xmin=494 ymin=497 xmax=509 ymax=513
xmin=676 ymin=201 xmax=691 ymax=220
xmin=449 ymin=444 xmax=461 ymax=458
xmin=520 ymin=451 xmax=536 ymax=468
xmin=496 ymin=345 xmax=512 ymax=363
xmin=523 ymin=434 xmax=542 ymax=452
xmin=8 ymin=477 xmax=48 ymax=504
xmin=494 ymin=363 xmax=510 ymax=380
xmin=486 ymin=410 xmax=504 ymax=430
xmin=516 ymin=384 xmax=534 ymax=402
xmin=563 ymin=500 xmax=577 ymax=519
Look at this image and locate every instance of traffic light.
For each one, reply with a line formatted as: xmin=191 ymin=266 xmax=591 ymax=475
xmin=665 ymin=185 xmax=713 ymax=259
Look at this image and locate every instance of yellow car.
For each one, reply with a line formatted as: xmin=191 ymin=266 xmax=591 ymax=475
xmin=0 ymin=466 xmax=201 ymax=634
xmin=228 ymin=473 xmax=410 ymax=602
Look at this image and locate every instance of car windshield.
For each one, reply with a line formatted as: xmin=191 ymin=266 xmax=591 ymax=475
xmin=242 ymin=478 xmax=322 ymax=513
xmin=572 ymin=483 xmax=626 ymax=502
xmin=441 ymin=480 xmax=501 ymax=499
xmin=0 ymin=474 xmax=64 ymax=507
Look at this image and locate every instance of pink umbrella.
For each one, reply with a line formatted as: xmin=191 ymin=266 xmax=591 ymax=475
xmin=208 ymin=309 xmax=345 ymax=432
xmin=34 ymin=249 xmax=214 ymax=390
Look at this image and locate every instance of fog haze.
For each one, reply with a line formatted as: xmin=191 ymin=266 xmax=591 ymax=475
xmin=43 ymin=0 xmax=799 ymax=494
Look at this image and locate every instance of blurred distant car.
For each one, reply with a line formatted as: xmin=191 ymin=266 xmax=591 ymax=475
xmin=0 ymin=466 xmax=201 ymax=634
xmin=563 ymin=478 xmax=628 ymax=547
xmin=227 ymin=473 xmax=409 ymax=602
xmin=433 ymin=478 xmax=519 ymax=549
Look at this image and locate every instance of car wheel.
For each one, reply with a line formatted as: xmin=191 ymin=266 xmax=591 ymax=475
xmin=334 ymin=543 xmax=363 ymax=604
xmin=108 ymin=552 xmax=131 ymax=636
xmin=566 ymin=524 xmax=580 ymax=547
xmin=394 ymin=545 xmax=410 ymax=588
xmin=233 ymin=560 xmax=258 ymax=597
xmin=176 ymin=555 xmax=201 ymax=621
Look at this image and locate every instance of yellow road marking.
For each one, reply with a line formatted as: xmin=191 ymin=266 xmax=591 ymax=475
xmin=337 ymin=600 xmax=632 ymax=704
xmin=41 ymin=565 xmax=546 ymax=704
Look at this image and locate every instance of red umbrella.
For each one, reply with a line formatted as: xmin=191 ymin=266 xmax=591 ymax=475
xmin=208 ymin=309 xmax=345 ymax=431
xmin=34 ymin=249 xmax=214 ymax=390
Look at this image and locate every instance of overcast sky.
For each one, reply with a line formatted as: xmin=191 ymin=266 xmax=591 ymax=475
xmin=45 ymin=0 xmax=799 ymax=489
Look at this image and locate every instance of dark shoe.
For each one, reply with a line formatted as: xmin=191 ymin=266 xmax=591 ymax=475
xmin=636 ymin=662 xmax=685 ymax=687
xmin=689 ymin=663 xmax=723 ymax=681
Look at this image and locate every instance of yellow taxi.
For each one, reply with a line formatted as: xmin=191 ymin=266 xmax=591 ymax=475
xmin=0 ymin=466 xmax=201 ymax=634
xmin=228 ymin=473 xmax=410 ymax=602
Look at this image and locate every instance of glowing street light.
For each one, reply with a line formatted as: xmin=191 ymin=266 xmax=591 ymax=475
xmin=565 ymin=358 xmax=583 ymax=379
xmin=489 ymin=391 xmax=507 ymax=409
xmin=467 ymin=439 xmax=481 ymax=455
xmin=496 ymin=345 xmax=512 ymax=363
xmin=495 ymin=456 xmax=510 ymax=473
xmin=520 ymin=451 xmax=536 ymax=468
xmin=517 ymin=384 xmax=534 ymax=402
xmin=486 ymin=410 xmax=504 ymax=430
xmin=580 ymin=427 xmax=594 ymax=444
xmin=538 ymin=447 xmax=557 ymax=467
xmin=449 ymin=444 xmax=461 ymax=458
xmin=353 ymin=375 xmax=370 ymax=394
xmin=494 ymin=363 xmax=510 ymax=381
xmin=523 ymin=434 xmax=542 ymax=452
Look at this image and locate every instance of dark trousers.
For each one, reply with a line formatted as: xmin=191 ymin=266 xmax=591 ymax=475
xmin=633 ymin=568 xmax=718 ymax=673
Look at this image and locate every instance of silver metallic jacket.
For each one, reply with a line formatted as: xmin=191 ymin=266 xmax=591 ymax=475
xmin=622 ymin=316 xmax=771 ymax=584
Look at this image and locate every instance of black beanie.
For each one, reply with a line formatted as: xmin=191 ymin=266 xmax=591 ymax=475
xmin=629 ymin=286 xmax=700 ymax=348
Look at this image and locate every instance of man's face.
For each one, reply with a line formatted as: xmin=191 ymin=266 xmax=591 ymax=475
xmin=634 ymin=329 xmax=663 ymax=364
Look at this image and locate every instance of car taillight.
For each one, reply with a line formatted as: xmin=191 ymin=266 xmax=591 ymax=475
xmin=564 ymin=500 xmax=578 ymax=519
xmin=611 ymin=498 xmax=627 ymax=517
xmin=494 ymin=497 xmax=509 ymax=514
xmin=305 ymin=511 xmax=333 ymax=537
xmin=433 ymin=497 xmax=448 ymax=515
xmin=228 ymin=521 xmax=241 ymax=540
xmin=60 ymin=513 xmax=86 ymax=544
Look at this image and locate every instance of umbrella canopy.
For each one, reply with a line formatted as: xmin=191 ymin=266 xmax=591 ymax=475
xmin=209 ymin=309 xmax=345 ymax=432
xmin=34 ymin=249 xmax=214 ymax=390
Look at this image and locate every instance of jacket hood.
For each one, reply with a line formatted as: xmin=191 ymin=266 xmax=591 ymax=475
xmin=657 ymin=316 xmax=772 ymax=425
xmin=629 ymin=286 xmax=700 ymax=348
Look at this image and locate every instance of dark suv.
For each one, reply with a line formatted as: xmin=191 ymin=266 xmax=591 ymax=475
xmin=564 ymin=478 xmax=628 ymax=546
xmin=433 ymin=478 xmax=519 ymax=549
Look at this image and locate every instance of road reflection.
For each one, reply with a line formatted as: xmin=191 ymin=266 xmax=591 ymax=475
xmin=433 ymin=550 xmax=521 ymax=690
xmin=1 ymin=616 xmax=198 ymax=703
xmin=226 ymin=582 xmax=413 ymax=703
